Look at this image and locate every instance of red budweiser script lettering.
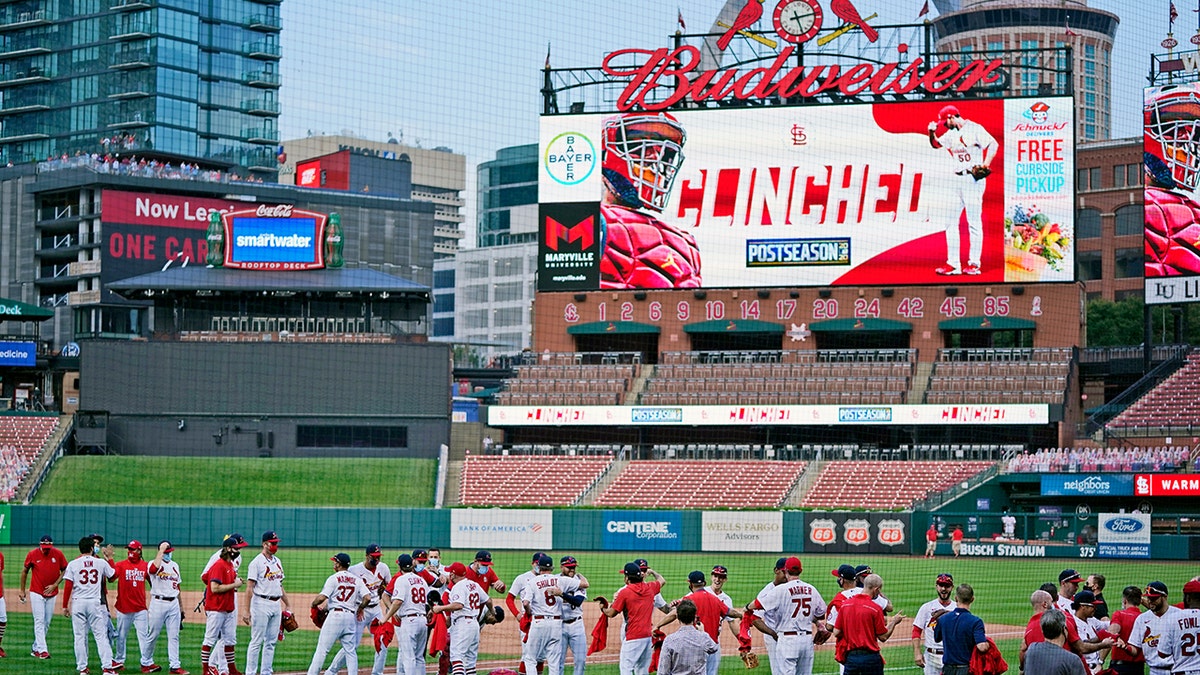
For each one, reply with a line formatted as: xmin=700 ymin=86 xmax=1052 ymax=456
xmin=602 ymin=46 xmax=1005 ymax=110
xmin=256 ymin=204 xmax=295 ymax=218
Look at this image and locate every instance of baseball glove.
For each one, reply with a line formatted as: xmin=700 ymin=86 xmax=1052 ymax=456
xmin=281 ymin=611 xmax=298 ymax=633
xmin=595 ymin=596 xmax=609 ymax=609
xmin=740 ymin=652 xmax=760 ymax=669
xmin=813 ymin=625 xmax=832 ymax=646
xmin=481 ymin=609 xmax=498 ymax=625
xmin=492 ymin=606 xmax=505 ymax=624
xmin=311 ymin=606 xmax=329 ymax=628
xmin=969 ymin=164 xmax=992 ymax=181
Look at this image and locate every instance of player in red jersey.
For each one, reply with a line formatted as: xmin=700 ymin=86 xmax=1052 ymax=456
xmin=600 ymin=111 xmax=701 ymax=289
xmin=1145 ymin=85 xmax=1200 ymax=283
xmin=113 ymin=540 xmax=156 ymax=673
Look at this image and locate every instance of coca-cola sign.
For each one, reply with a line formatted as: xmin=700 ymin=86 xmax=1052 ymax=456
xmin=255 ymin=204 xmax=295 ymax=218
xmin=220 ymin=207 xmax=331 ymax=271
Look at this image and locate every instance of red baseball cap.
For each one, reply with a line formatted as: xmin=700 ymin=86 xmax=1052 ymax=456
xmin=938 ymin=105 xmax=961 ymax=122
xmin=126 ymin=540 xmax=142 ymax=550
xmin=446 ymin=562 xmax=468 ymax=576
xmin=783 ymin=557 xmax=802 ymax=573
xmin=1183 ymin=580 xmax=1200 ymax=595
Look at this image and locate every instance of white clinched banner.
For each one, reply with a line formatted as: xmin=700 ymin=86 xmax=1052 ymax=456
xmin=701 ymin=511 xmax=783 ymax=552
xmin=450 ymin=509 xmax=554 ymax=550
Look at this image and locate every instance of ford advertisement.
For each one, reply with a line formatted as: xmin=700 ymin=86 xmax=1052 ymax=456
xmin=1097 ymin=512 xmax=1150 ymax=559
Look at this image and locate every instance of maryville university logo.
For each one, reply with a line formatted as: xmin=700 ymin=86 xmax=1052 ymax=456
xmin=545 ymin=216 xmax=594 ymax=251
xmin=809 ymin=518 xmax=836 ymax=545
xmin=877 ymin=519 xmax=905 ymax=546
xmin=844 ymin=519 xmax=870 ymax=546
xmin=256 ymin=204 xmax=295 ymax=218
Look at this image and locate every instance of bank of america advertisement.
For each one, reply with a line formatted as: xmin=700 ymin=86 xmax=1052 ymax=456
xmin=538 ymin=97 xmax=1074 ymax=291
xmin=1145 ymin=84 xmax=1200 ymax=305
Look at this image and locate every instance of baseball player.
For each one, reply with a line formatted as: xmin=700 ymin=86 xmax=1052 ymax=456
xmin=557 ymin=556 xmax=588 ymax=675
xmin=243 ymin=531 xmax=289 ymax=675
xmin=324 ymin=544 xmax=392 ymax=675
xmin=913 ymin=573 xmax=954 ymax=675
xmin=1057 ymin=569 xmax=1083 ymax=615
xmin=508 ymin=552 xmax=547 ymax=675
xmin=1130 ymin=581 xmax=1183 ymax=675
xmin=706 ymin=565 xmax=742 ymax=643
xmin=1158 ymin=580 xmax=1200 ymax=673
xmin=521 ymin=553 xmax=585 ymax=675
xmin=88 ymin=533 xmax=120 ymax=647
xmin=600 ymin=111 xmax=701 ymax=289
xmin=62 ymin=535 xmax=118 ymax=675
xmin=1145 ymin=85 xmax=1200 ymax=281
xmin=147 ymin=540 xmax=188 ymax=675
xmin=746 ymin=558 xmax=788 ymax=675
xmin=201 ymin=537 xmax=245 ymax=675
xmin=20 ymin=533 xmax=66 ymax=659
xmin=432 ymin=562 xmax=492 ymax=675
xmin=746 ymin=557 xmax=827 ymax=675
xmin=112 ymin=540 xmax=156 ymax=673
xmin=305 ymin=553 xmax=372 ymax=675
xmin=202 ymin=534 xmax=249 ymax=675
xmin=381 ymin=553 xmax=430 ymax=675
xmin=1069 ymin=590 xmax=1114 ymax=673
xmin=928 ymin=104 xmax=998 ymax=276
xmin=600 ymin=561 xmax=665 ymax=675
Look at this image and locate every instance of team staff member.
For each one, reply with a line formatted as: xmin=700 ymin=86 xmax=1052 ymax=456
xmin=201 ymin=537 xmax=245 ymax=675
xmin=658 ymin=600 xmax=718 ymax=675
xmin=243 ymin=531 xmax=288 ymax=675
xmin=1158 ymin=580 xmax=1200 ymax=673
xmin=21 ymin=533 xmax=67 ymax=660
xmin=1020 ymin=590 xmax=1093 ymax=671
xmin=147 ymin=541 xmax=188 ymax=675
xmin=658 ymin=571 xmax=729 ymax=675
xmin=112 ymin=540 xmax=155 ymax=673
xmin=381 ymin=554 xmax=430 ymax=675
xmin=1131 ymin=582 xmax=1183 ymax=675
xmin=913 ymin=573 xmax=954 ymax=675
xmin=1086 ymin=575 xmax=1110 ymax=621
xmin=933 ymin=584 xmax=989 ymax=675
xmin=601 ymin=562 xmax=665 ymax=675
xmin=325 ymin=544 xmax=392 ymax=675
xmin=432 ymin=562 xmax=492 ymax=675
xmin=1106 ymin=586 xmax=1145 ymax=675
xmin=831 ymin=574 xmax=904 ymax=675
xmin=62 ymin=535 xmax=118 ymax=675
xmin=1025 ymin=610 xmax=1087 ymax=675
xmin=951 ymin=527 xmax=964 ymax=558
xmin=306 ymin=553 xmax=371 ymax=675
xmin=925 ymin=525 xmax=938 ymax=558
xmin=558 ymin=556 xmax=588 ymax=675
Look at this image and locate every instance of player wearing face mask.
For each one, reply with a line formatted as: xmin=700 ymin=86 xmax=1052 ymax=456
xmin=113 ymin=540 xmax=156 ymax=672
xmin=202 ymin=535 xmax=248 ymax=675
xmin=201 ymin=538 xmax=246 ymax=675
xmin=243 ymin=531 xmax=289 ymax=675
xmin=147 ymin=541 xmax=188 ymax=674
xmin=21 ymin=534 xmax=67 ymax=659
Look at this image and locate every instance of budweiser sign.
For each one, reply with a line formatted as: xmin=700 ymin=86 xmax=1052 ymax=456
xmin=601 ymin=46 xmax=1005 ymax=111
xmin=256 ymin=204 xmax=295 ymax=218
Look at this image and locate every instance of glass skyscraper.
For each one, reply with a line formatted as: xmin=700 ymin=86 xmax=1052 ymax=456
xmin=0 ymin=0 xmax=281 ymax=174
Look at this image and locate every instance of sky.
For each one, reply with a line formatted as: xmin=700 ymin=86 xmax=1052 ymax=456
xmin=277 ymin=0 xmax=1169 ymax=244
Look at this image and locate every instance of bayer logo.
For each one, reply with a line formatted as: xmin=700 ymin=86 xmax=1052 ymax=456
xmin=544 ymin=132 xmax=596 ymax=185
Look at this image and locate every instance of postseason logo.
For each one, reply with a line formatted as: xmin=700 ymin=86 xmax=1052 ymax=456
xmin=746 ymin=238 xmax=850 ymax=267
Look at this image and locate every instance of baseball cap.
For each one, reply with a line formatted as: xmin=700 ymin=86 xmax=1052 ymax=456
xmin=712 ymin=565 xmax=728 ymax=577
xmin=222 ymin=536 xmax=239 ymax=548
xmin=475 ymin=550 xmax=493 ymax=565
xmin=560 ymin=556 xmax=578 ymax=568
xmin=1146 ymin=581 xmax=1169 ymax=598
xmin=774 ymin=557 xmax=788 ymax=571
xmin=688 ymin=570 xmax=706 ymax=584
xmin=126 ymin=540 xmax=142 ymax=550
xmin=1073 ymin=590 xmax=1096 ymax=606
xmin=331 ymin=553 xmax=352 ymax=566
xmin=159 ymin=540 xmax=174 ymax=553
xmin=634 ymin=558 xmax=649 ymax=571
xmin=854 ymin=564 xmax=872 ymax=577
xmin=936 ymin=573 xmax=954 ymax=585
xmin=832 ymin=564 xmax=857 ymax=581
xmin=1059 ymin=569 xmax=1082 ymax=584
xmin=784 ymin=557 xmax=802 ymax=574
xmin=623 ymin=562 xmax=643 ymax=576
xmin=365 ymin=544 xmax=382 ymax=557
xmin=446 ymin=562 xmax=469 ymax=576
xmin=938 ymin=105 xmax=961 ymax=122
xmin=532 ymin=552 xmax=545 ymax=562
xmin=396 ymin=554 xmax=413 ymax=568
xmin=537 ymin=554 xmax=554 ymax=569
xmin=230 ymin=534 xmax=249 ymax=548
xmin=412 ymin=549 xmax=429 ymax=562
xmin=88 ymin=533 xmax=104 ymax=543
xmin=262 ymin=531 xmax=280 ymax=543
xmin=1183 ymin=580 xmax=1200 ymax=595
xmin=40 ymin=534 xmax=53 ymax=544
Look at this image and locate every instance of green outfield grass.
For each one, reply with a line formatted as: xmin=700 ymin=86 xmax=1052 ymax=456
xmin=32 ymin=456 xmax=437 ymax=506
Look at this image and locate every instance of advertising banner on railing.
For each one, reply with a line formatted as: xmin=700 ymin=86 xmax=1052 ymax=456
xmin=602 ymin=510 xmax=683 ymax=551
xmin=489 ymin=404 xmax=1049 ymax=426
xmin=1097 ymin=512 xmax=1151 ymax=559
xmin=450 ymin=509 xmax=553 ymax=551
xmin=701 ymin=511 xmax=782 ymax=552
xmin=1134 ymin=473 xmax=1200 ymax=496
xmin=1040 ymin=474 xmax=1134 ymax=497
xmin=803 ymin=512 xmax=909 ymax=555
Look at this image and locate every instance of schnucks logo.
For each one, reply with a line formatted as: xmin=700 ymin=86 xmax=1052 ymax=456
xmin=545 ymin=216 xmax=594 ymax=251
xmin=1103 ymin=517 xmax=1144 ymax=534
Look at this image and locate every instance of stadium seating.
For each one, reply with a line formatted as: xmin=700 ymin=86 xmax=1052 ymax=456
xmin=1007 ymin=446 xmax=1189 ymax=473
xmin=593 ymin=460 xmax=806 ymax=509
xmin=1107 ymin=351 xmax=1200 ymax=430
xmin=799 ymin=460 xmax=993 ymax=510
xmin=458 ymin=455 xmax=613 ymax=506
xmin=0 ymin=415 xmax=59 ymax=502
xmin=494 ymin=362 xmax=639 ymax=406
xmin=180 ymin=331 xmax=397 ymax=343
xmin=925 ymin=347 xmax=1072 ymax=404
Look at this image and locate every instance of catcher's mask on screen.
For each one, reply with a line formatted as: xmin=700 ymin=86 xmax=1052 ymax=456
xmin=603 ymin=111 xmax=686 ymax=213
xmin=1146 ymin=85 xmax=1200 ymax=191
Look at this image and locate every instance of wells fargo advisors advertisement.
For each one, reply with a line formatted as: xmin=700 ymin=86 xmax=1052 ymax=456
xmin=538 ymin=97 xmax=1074 ymax=291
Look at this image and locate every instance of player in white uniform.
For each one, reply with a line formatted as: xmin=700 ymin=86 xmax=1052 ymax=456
xmin=306 ymin=553 xmax=372 ymax=675
xmin=747 ymin=559 xmax=788 ymax=675
xmin=381 ymin=554 xmax=431 ymax=675
xmin=243 ymin=531 xmax=289 ymax=675
xmin=147 ymin=540 xmax=188 ymax=675
xmin=507 ymin=552 xmax=545 ymax=675
xmin=323 ymin=544 xmax=392 ymax=675
xmin=913 ymin=573 xmax=954 ymax=675
xmin=1070 ymin=590 xmax=1113 ymax=673
xmin=1131 ymin=581 xmax=1184 ymax=675
xmin=63 ymin=536 xmax=118 ymax=675
xmin=747 ymin=557 xmax=827 ymax=675
xmin=1159 ymin=580 xmax=1200 ymax=675
xmin=706 ymin=564 xmax=741 ymax=642
xmin=928 ymin=104 xmax=998 ymax=276
xmin=1057 ymin=569 xmax=1083 ymax=615
xmin=521 ymin=554 xmax=585 ymax=675
xmin=203 ymin=534 xmax=248 ymax=675
xmin=433 ymin=562 xmax=492 ymax=675
xmin=557 ymin=556 xmax=588 ymax=675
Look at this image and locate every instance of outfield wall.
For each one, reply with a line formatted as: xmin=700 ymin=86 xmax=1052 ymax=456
xmin=2 ymin=506 xmax=1193 ymax=559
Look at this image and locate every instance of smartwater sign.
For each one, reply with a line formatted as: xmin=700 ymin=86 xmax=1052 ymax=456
xmin=1097 ymin=513 xmax=1150 ymax=559
xmin=449 ymin=509 xmax=553 ymax=550
xmin=1040 ymin=474 xmax=1133 ymax=497
xmin=0 ymin=341 xmax=36 ymax=366
xmin=602 ymin=511 xmax=682 ymax=551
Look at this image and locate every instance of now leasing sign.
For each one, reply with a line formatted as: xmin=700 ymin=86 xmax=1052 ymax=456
xmin=702 ymin=511 xmax=782 ymax=552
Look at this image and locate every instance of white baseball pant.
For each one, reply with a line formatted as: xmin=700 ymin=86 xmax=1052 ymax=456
xmin=325 ymin=603 xmax=387 ymax=675
xmin=764 ymin=634 xmax=779 ymax=675
xmin=559 ymin=617 xmax=587 ymax=675
xmin=525 ymin=617 xmax=563 ymax=675
xmin=114 ymin=608 xmax=153 ymax=667
xmin=203 ymin=610 xmax=238 ymax=671
xmin=71 ymin=598 xmax=115 ymax=672
xmin=773 ymin=632 xmax=815 ymax=675
xmin=945 ymin=173 xmax=986 ymax=268
xmin=922 ymin=647 xmax=944 ymax=675
xmin=448 ymin=616 xmax=481 ymax=675
xmin=307 ymin=609 xmax=359 ymax=675
xmin=618 ymin=636 xmax=652 ymax=675
xmin=395 ymin=614 xmax=429 ymax=675
xmin=147 ymin=597 xmax=183 ymax=669
xmin=30 ymin=592 xmax=55 ymax=654
xmin=246 ymin=595 xmax=282 ymax=675
xmin=211 ymin=594 xmax=239 ymax=674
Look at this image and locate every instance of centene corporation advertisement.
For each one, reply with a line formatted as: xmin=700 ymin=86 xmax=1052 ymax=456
xmin=602 ymin=510 xmax=682 ymax=551
xmin=538 ymin=97 xmax=1073 ymax=291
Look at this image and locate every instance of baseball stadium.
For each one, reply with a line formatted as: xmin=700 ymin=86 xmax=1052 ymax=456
xmin=0 ymin=1 xmax=1198 ymax=675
